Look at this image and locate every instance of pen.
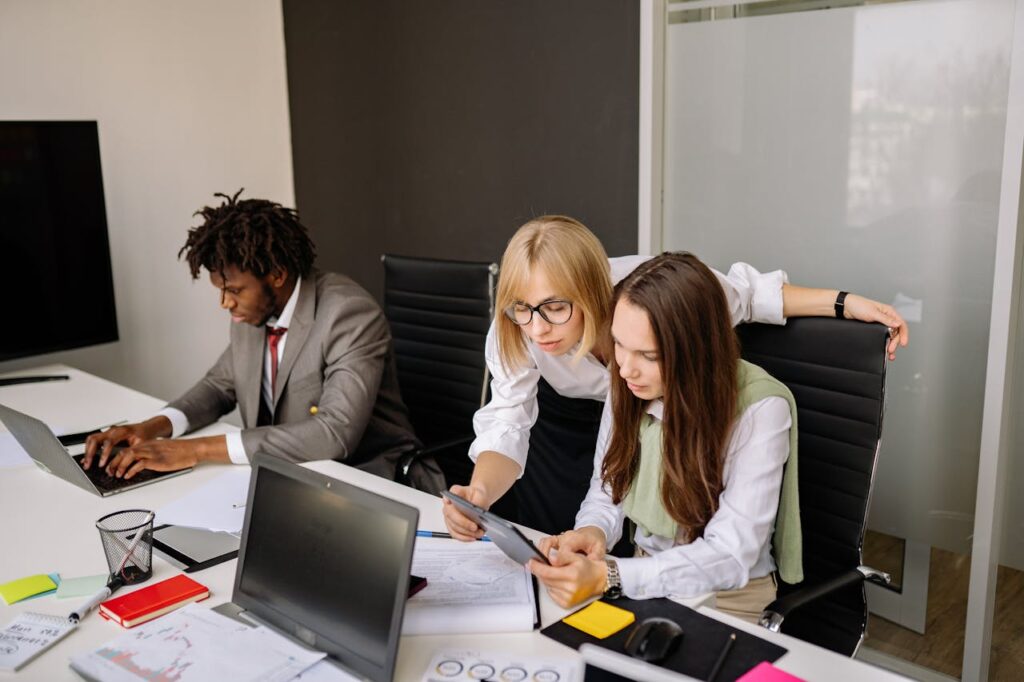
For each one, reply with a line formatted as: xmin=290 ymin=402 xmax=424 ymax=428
xmin=0 ymin=374 xmax=70 ymax=387
xmin=415 ymin=530 xmax=492 ymax=542
xmin=68 ymin=578 xmax=120 ymax=624
xmin=707 ymin=632 xmax=736 ymax=682
xmin=58 ymin=420 xmax=128 ymax=447
xmin=115 ymin=511 xmax=156 ymax=577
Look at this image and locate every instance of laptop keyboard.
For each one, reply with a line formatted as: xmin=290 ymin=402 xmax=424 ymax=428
xmin=72 ymin=453 xmax=168 ymax=492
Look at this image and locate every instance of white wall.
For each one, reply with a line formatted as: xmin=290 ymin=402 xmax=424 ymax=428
xmin=0 ymin=0 xmax=294 ymax=402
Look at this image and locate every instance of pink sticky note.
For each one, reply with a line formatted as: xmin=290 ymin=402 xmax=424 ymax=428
xmin=736 ymin=661 xmax=806 ymax=682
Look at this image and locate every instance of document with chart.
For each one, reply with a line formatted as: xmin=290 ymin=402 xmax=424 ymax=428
xmin=403 ymin=537 xmax=538 ymax=635
xmin=68 ymin=604 xmax=324 ymax=682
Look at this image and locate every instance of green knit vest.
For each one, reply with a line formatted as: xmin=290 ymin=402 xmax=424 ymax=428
xmin=621 ymin=360 xmax=803 ymax=584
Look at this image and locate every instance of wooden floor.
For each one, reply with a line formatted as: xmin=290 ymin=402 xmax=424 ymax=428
xmin=861 ymin=531 xmax=1024 ymax=680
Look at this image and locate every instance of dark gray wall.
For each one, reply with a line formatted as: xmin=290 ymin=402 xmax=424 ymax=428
xmin=283 ymin=0 xmax=639 ymax=299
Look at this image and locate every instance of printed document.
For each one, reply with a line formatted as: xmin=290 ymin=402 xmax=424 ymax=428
xmin=69 ymin=603 xmax=324 ymax=682
xmin=156 ymin=468 xmax=250 ymax=534
xmin=403 ymin=537 xmax=536 ymax=635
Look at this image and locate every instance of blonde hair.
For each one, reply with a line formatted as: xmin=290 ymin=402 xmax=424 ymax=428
xmin=495 ymin=216 xmax=612 ymax=371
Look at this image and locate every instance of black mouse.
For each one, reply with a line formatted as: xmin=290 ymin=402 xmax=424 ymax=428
xmin=624 ymin=617 xmax=684 ymax=663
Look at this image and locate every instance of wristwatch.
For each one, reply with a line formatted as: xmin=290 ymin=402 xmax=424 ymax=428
xmin=604 ymin=558 xmax=622 ymax=599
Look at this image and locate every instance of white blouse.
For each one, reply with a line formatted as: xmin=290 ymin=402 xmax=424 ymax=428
xmin=575 ymin=396 xmax=792 ymax=598
xmin=467 ymin=256 xmax=788 ymax=473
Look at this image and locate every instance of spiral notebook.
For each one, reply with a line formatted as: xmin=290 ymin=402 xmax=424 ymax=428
xmin=0 ymin=612 xmax=77 ymax=672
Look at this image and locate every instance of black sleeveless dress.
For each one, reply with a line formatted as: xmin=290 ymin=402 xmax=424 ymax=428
xmin=510 ymin=378 xmax=633 ymax=557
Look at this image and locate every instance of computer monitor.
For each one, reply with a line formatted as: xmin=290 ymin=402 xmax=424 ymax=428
xmin=232 ymin=454 xmax=418 ymax=682
xmin=0 ymin=121 xmax=118 ymax=361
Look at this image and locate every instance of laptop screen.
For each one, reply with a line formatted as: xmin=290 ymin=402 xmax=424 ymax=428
xmin=233 ymin=455 xmax=418 ymax=682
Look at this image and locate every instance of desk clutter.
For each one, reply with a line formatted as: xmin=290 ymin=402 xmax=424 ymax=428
xmin=0 ymin=612 xmax=77 ymax=672
xmin=404 ymin=536 xmax=538 ymax=635
xmin=420 ymin=649 xmax=581 ymax=682
xmin=70 ymin=603 xmax=326 ymax=682
xmin=0 ymin=574 xmax=60 ymax=605
xmin=545 ymin=597 xmax=788 ymax=682
xmin=97 ymin=574 xmax=209 ymax=628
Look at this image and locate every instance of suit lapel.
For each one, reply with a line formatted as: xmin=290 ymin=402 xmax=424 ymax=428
xmin=237 ymin=324 xmax=265 ymax=428
xmin=273 ymin=275 xmax=315 ymax=406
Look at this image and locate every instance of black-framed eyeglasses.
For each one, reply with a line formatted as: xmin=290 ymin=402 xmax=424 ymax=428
xmin=504 ymin=299 xmax=574 ymax=326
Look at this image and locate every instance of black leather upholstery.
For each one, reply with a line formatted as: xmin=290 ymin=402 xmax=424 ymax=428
xmin=381 ymin=254 xmax=497 ymax=487
xmin=737 ymin=317 xmax=889 ymax=656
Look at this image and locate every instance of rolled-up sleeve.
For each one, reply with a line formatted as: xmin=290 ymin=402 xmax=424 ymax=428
xmin=467 ymin=322 xmax=542 ymax=475
xmin=714 ymin=263 xmax=788 ymax=327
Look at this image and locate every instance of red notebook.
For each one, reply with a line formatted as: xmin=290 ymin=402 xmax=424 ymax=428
xmin=99 ymin=574 xmax=210 ymax=628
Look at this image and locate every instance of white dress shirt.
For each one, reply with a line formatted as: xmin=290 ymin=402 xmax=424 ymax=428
xmin=468 ymin=256 xmax=788 ymax=473
xmin=575 ymin=396 xmax=792 ymax=598
xmin=159 ymin=277 xmax=303 ymax=464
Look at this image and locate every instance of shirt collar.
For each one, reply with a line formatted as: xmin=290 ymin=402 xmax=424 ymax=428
xmin=646 ymin=398 xmax=664 ymax=421
xmin=266 ymin=276 xmax=302 ymax=329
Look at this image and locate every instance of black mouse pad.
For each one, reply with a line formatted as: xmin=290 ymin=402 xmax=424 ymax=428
xmin=542 ymin=598 xmax=787 ymax=682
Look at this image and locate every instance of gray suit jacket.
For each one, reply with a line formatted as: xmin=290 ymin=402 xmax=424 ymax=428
xmin=168 ymin=270 xmax=443 ymax=492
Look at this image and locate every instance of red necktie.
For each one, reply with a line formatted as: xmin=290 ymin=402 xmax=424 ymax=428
xmin=267 ymin=326 xmax=288 ymax=394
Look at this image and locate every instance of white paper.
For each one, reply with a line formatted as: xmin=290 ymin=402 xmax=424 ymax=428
xmin=156 ymin=468 xmax=251 ymax=533
xmin=0 ymin=431 xmax=32 ymax=469
xmin=403 ymin=537 xmax=536 ymax=635
xmin=69 ymin=604 xmax=324 ymax=682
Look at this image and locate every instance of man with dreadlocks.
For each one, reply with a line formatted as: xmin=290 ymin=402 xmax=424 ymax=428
xmin=83 ymin=190 xmax=444 ymax=492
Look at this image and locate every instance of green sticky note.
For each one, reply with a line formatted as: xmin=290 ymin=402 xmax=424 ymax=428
xmin=22 ymin=573 xmax=61 ymax=601
xmin=55 ymin=574 xmax=108 ymax=599
xmin=0 ymin=574 xmax=58 ymax=605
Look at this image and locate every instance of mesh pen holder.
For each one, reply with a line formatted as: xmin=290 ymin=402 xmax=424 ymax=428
xmin=96 ymin=509 xmax=154 ymax=585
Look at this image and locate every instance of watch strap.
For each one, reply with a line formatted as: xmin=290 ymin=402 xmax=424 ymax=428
xmin=604 ymin=558 xmax=622 ymax=599
xmin=834 ymin=290 xmax=849 ymax=319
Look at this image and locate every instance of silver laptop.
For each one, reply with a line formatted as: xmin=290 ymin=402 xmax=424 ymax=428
xmin=214 ymin=453 xmax=418 ymax=682
xmin=0 ymin=403 xmax=192 ymax=496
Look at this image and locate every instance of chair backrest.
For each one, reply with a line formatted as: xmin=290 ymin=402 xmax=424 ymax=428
xmin=381 ymin=254 xmax=498 ymax=482
xmin=736 ymin=317 xmax=888 ymax=654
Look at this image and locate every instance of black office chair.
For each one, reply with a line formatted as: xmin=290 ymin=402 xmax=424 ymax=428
xmin=381 ymin=254 xmax=498 ymax=489
xmin=736 ymin=317 xmax=893 ymax=657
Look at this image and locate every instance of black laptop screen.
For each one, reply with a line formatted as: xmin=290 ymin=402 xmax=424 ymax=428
xmin=235 ymin=462 xmax=416 ymax=682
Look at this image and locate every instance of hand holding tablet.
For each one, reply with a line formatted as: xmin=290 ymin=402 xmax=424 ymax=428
xmin=441 ymin=490 xmax=550 ymax=565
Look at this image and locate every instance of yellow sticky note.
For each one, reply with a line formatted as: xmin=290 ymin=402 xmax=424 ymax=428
xmin=563 ymin=600 xmax=636 ymax=639
xmin=0 ymin=574 xmax=58 ymax=605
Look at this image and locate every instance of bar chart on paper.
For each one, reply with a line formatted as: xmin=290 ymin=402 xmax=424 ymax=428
xmin=69 ymin=604 xmax=325 ymax=682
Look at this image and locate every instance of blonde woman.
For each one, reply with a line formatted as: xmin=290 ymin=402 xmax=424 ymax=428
xmin=443 ymin=216 xmax=907 ymax=540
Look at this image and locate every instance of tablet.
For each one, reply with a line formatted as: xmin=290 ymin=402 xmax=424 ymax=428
xmin=152 ymin=524 xmax=240 ymax=573
xmin=442 ymin=490 xmax=549 ymax=565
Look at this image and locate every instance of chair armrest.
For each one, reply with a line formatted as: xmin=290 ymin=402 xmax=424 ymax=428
xmin=759 ymin=566 xmax=891 ymax=632
xmin=394 ymin=435 xmax=475 ymax=485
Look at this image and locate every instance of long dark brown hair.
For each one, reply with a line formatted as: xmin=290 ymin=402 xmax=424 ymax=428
xmin=601 ymin=252 xmax=741 ymax=539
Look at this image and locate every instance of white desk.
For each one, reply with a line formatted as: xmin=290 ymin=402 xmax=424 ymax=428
xmin=0 ymin=365 xmax=907 ymax=681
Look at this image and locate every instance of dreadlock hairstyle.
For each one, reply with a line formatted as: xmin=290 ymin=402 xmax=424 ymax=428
xmin=179 ymin=189 xmax=316 ymax=280
xmin=601 ymin=252 xmax=741 ymax=541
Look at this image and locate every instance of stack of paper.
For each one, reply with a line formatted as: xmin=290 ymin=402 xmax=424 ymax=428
xmin=403 ymin=537 xmax=537 ymax=635
xmin=156 ymin=469 xmax=251 ymax=534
